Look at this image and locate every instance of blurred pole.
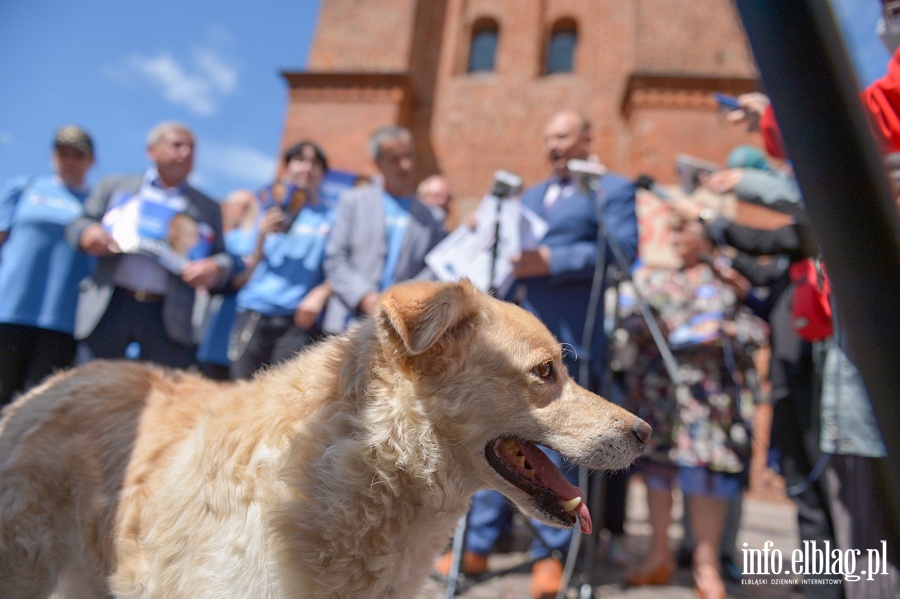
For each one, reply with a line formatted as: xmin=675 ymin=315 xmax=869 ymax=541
xmin=735 ymin=0 xmax=900 ymax=536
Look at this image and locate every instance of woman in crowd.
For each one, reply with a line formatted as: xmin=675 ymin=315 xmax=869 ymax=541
xmin=620 ymin=211 xmax=768 ymax=599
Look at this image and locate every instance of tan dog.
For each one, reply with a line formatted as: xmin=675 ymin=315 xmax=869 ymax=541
xmin=0 ymin=280 xmax=650 ymax=599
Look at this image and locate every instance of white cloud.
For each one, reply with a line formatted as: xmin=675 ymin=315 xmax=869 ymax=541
xmin=196 ymin=140 xmax=276 ymax=189
xmin=192 ymin=49 xmax=237 ymax=94
xmin=110 ymin=47 xmax=238 ymax=116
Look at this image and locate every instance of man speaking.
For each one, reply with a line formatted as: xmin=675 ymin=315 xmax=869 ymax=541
xmin=437 ymin=110 xmax=638 ymax=599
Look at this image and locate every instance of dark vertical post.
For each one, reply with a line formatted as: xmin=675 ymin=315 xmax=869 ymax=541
xmin=735 ymin=0 xmax=900 ymax=535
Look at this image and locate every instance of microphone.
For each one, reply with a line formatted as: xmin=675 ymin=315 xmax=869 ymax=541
xmin=567 ymin=159 xmax=606 ymax=193
xmin=489 ymin=170 xmax=523 ymax=199
xmin=635 ymin=174 xmax=672 ymax=202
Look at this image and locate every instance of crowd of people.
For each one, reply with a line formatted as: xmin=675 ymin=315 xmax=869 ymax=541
xmin=0 ymin=89 xmax=895 ymax=599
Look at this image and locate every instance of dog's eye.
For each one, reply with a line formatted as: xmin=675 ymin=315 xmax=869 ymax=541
xmin=533 ymin=360 xmax=553 ymax=379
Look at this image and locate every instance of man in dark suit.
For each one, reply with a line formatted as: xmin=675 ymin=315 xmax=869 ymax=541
xmin=437 ymin=110 xmax=638 ymax=599
xmin=66 ymin=121 xmax=233 ymax=369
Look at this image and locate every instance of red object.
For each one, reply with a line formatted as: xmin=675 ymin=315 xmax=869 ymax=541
xmin=761 ymin=46 xmax=900 ymax=157
xmin=789 ymin=258 xmax=833 ymax=342
xmin=760 ymin=104 xmax=787 ymax=159
xmin=861 ymin=46 xmax=900 ymax=153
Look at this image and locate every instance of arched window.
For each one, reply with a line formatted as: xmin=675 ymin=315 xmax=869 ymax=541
xmin=468 ymin=18 xmax=499 ymax=73
xmin=547 ymin=19 xmax=577 ymax=74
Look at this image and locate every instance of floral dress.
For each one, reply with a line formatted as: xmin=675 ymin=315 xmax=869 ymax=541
xmin=619 ymin=264 xmax=769 ymax=475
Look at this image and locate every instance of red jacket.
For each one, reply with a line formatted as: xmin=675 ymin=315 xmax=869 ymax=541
xmin=763 ymin=46 xmax=900 ymax=157
xmin=861 ymin=45 xmax=900 ymax=152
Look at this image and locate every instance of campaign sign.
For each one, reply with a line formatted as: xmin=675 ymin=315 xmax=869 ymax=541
xmin=102 ymin=189 xmax=214 ymax=274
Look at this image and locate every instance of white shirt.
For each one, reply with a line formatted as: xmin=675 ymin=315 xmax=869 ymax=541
xmin=542 ymin=179 xmax=573 ymax=211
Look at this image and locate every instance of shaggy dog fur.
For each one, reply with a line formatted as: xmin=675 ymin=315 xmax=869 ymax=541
xmin=0 ymin=280 xmax=649 ymax=599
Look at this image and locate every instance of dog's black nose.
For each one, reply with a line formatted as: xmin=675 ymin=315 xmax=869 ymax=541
xmin=631 ymin=419 xmax=652 ymax=444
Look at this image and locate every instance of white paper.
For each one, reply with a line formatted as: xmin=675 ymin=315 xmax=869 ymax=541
xmin=425 ymin=195 xmax=548 ymax=296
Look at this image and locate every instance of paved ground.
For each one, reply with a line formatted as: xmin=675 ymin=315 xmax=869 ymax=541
xmin=416 ymin=478 xmax=804 ymax=599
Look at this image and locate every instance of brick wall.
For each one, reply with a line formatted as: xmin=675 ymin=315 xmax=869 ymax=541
xmin=281 ymin=0 xmax=762 ymax=223
xmin=307 ymin=0 xmax=419 ymax=71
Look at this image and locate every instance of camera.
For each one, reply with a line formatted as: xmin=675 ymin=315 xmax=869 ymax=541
xmin=675 ymin=154 xmax=720 ymax=195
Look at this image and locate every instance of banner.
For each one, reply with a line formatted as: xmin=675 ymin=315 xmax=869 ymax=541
xmin=102 ymin=187 xmax=214 ymax=274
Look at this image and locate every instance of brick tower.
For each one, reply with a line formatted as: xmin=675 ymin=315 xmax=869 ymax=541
xmin=279 ymin=0 xmax=761 ymax=216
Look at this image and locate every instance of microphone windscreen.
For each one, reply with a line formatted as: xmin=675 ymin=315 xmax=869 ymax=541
xmin=635 ymin=174 xmax=656 ymax=190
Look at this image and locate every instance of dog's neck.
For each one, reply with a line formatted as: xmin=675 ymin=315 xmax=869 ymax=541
xmin=270 ymin=327 xmax=477 ymax=597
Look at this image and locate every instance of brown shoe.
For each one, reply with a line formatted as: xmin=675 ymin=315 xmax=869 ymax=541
xmin=624 ymin=559 xmax=675 ymax=586
xmin=433 ymin=550 xmax=488 ymax=577
xmin=531 ymin=557 xmax=564 ymax=599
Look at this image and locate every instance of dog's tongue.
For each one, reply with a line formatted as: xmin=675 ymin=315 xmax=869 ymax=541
xmin=573 ymin=496 xmax=592 ymax=535
xmin=518 ymin=442 xmax=593 ymax=535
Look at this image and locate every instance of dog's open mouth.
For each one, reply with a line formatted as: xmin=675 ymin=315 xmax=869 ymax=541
xmin=484 ymin=438 xmax=592 ymax=534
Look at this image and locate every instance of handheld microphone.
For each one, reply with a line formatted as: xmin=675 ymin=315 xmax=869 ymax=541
xmin=567 ymin=159 xmax=606 ymax=193
xmin=635 ymin=174 xmax=672 ymax=202
xmin=489 ymin=170 xmax=523 ymax=199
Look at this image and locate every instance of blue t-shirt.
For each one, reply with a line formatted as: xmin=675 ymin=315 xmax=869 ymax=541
xmin=379 ymin=192 xmax=412 ymax=291
xmin=0 ymin=175 xmax=95 ymax=333
xmin=237 ymin=202 xmax=335 ymax=316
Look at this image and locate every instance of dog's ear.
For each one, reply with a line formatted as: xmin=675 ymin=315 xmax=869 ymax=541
xmin=379 ymin=280 xmax=478 ymax=355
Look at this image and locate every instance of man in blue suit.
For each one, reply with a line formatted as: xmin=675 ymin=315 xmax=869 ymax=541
xmin=513 ymin=110 xmax=638 ymax=389
xmin=436 ymin=110 xmax=638 ymax=599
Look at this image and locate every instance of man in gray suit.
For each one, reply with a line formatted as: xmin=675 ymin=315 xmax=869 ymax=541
xmin=65 ymin=121 xmax=233 ymax=368
xmin=323 ymin=126 xmax=445 ymax=334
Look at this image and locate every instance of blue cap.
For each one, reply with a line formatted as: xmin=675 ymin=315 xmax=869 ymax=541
xmin=727 ymin=145 xmax=768 ymax=170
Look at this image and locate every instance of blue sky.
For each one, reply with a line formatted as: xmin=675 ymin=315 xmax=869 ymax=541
xmin=0 ymin=0 xmax=321 ymax=199
xmin=830 ymin=0 xmax=891 ymax=88
xmin=0 ymin=1 xmax=890 ymax=201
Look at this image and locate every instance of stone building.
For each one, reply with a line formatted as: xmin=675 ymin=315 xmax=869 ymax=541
xmin=279 ymin=0 xmax=764 ymax=219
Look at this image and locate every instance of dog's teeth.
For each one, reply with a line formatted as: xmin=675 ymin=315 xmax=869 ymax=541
xmin=562 ymin=497 xmax=582 ymax=513
xmin=516 ymin=455 xmax=527 ymax=468
xmin=501 ymin=439 xmax=518 ymax=453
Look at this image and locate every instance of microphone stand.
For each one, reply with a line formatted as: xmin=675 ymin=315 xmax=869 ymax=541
xmin=560 ymin=172 xmax=606 ymax=599
xmin=561 ymin=172 xmax=684 ymax=599
xmin=486 ymin=171 xmax=522 ymax=296
xmin=488 ymin=194 xmax=503 ymax=296
xmin=445 ymin=172 xmax=521 ymax=599
xmin=577 ymin=175 xmax=684 ymax=389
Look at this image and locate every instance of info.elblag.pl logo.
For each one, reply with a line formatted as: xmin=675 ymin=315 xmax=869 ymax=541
xmin=742 ymin=540 xmax=891 ymax=583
